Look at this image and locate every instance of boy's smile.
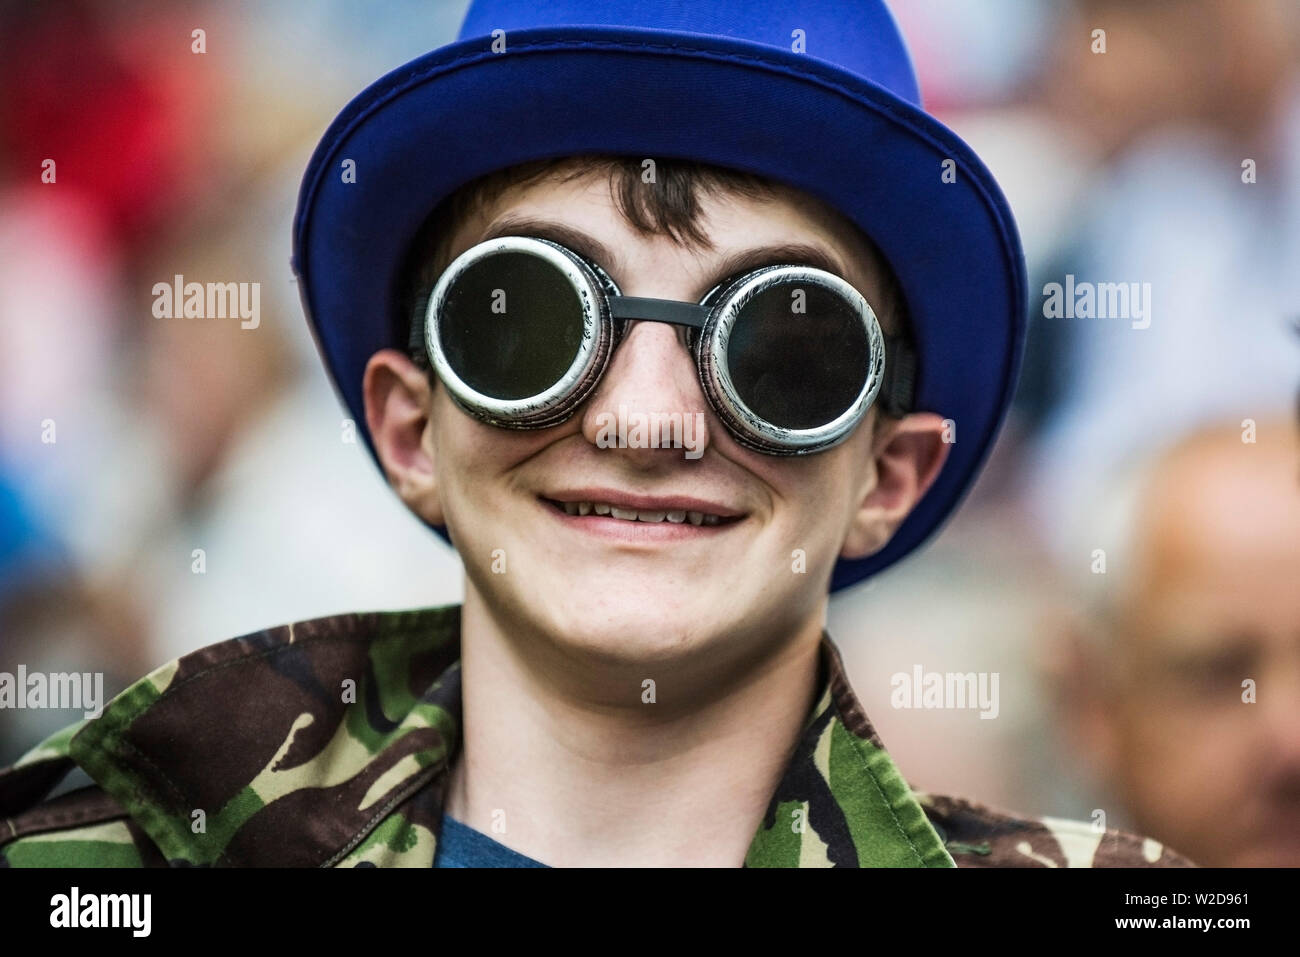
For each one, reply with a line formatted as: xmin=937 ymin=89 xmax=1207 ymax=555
xmin=365 ymin=165 xmax=947 ymax=678
xmin=541 ymin=482 xmax=746 ymax=533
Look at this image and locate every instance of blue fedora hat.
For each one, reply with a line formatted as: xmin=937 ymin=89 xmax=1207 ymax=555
xmin=292 ymin=0 xmax=1027 ymax=592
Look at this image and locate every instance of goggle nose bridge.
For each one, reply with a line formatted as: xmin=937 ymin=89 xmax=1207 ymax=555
xmin=608 ymin=296 xmax=710 ymax=330
xmin=579 ymin=252 xmax=728 ymax=344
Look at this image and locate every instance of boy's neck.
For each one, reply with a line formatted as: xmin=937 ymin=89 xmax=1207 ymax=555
xmin=445 ymin=584 xmax=827 ymax=866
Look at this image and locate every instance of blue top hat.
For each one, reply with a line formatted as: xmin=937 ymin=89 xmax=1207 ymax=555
xmin=292 ymin=0 xmax=1027 ymax=592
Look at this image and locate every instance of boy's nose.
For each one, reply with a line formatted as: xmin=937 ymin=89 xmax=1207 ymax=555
xmin=579 ymin=319 xmax=712 ymax=462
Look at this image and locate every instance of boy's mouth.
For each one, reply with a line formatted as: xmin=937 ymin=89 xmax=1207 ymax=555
xmin=542 ymin=498 xmax=737 ymax=526
xmin=538 ymin=488 xmax=745 ymax=529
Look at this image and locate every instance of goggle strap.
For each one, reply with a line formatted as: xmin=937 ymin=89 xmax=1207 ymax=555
xmin=409 ymin=290 xmax=433 ymax=370
xmin=879 ymin=336 xmax=916 ymax=418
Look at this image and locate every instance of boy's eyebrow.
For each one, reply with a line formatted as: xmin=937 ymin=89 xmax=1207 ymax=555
xmin=480 ymin=216 xmax=620 ymax=275
xmin=709 ymin=243 xmax=850 ymax=290
xmin=477 ymin=217 xmax=854 ymax=296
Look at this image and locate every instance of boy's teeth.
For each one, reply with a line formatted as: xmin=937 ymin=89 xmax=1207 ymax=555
xmin=559 ymin=501 xmax=727 ymax=525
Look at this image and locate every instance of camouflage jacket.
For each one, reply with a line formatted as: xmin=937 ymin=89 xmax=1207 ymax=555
xmin=0 ymin=604 xmax=1194 ymax=867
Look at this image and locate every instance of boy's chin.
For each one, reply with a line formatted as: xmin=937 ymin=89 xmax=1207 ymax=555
xmin=534 ymin=591 xmax=732 ymax=661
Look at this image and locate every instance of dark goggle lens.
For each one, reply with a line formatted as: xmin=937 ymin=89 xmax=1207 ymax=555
xmin=725 ymin=281 xmax=869 ymax=430
xmin=438 ymin=251 xmax=585 ymax=400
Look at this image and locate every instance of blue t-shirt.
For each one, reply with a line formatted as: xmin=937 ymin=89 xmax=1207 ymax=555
xmin=433 ymin=815 xmax=549 ymax=868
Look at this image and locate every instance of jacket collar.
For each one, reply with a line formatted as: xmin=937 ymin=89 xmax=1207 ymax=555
xmin=66 ymin=605 xmax=953 ymax=867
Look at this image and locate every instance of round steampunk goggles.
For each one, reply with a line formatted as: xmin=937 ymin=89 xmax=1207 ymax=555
xmin=411 ymin=235 xmax=915 ymax=455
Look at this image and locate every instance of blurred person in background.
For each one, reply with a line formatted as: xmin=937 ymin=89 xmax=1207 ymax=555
xmin=1054 ymin=415 xmax=1300 ymax=867
xmin=0 ymin=0 xmax=218 ymax=753
xmin=0 ymin=0 xmax=464 ymax=679
xmin=0 ymin=0 xmax=214 ymax=570
xmin=1025 ymin=0 xmax=1300 ymax=539
xmin=120 ymin=193 xmax=460 ymax=661
xmin=842 ymin=0 xmax=1300 ymax=826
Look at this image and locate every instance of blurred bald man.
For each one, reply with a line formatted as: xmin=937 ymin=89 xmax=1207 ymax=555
xmin=1058 ymin=416 xmax=1300 ymax=867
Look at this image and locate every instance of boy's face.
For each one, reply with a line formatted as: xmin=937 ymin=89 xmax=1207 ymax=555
xmin=366 ymin=169 xmax=947 ymax=670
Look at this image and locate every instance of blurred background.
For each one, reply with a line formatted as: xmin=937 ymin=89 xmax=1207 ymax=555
xmin=1 ymin=0 xmax=1297 ymax=867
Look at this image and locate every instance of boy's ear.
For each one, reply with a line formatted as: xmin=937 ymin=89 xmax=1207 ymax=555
xmin=840 ymin=411 xmax=950 ymax=560
xmin=363 ymin=349 xmax=446 ymax=526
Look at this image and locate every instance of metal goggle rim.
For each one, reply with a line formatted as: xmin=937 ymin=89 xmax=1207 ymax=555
xmin=417 ymin=235 xmax=914 ymax=455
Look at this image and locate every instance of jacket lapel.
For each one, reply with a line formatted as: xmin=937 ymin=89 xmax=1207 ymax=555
xmin=68 ymin=607 xmax=463 ymax=867
xmin=745 ymin=636 xmax=956 ymax=867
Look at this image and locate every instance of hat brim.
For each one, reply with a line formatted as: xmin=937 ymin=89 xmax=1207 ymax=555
xmin=292 ymin=25 xmax=1027 ymax=592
